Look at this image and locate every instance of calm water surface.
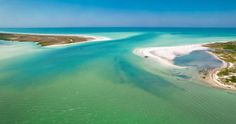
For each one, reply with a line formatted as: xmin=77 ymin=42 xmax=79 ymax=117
xmin=0 ymin=28 xmax=236 ymax=124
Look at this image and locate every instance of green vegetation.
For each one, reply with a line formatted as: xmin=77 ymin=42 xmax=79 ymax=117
xmin=0 ymin=34 xmax=11 ymax=40
xmin=0 ymin=33 xmax=94 ymax=46
xmin=217 ymin=68 xmax=230 ymax=76
xmin=229 ymin=76 xmax=236 ymax=83
xmin=223 ymin=43 xmax=236 ymax=51
xmin=204 ymin=41 xmax=236 ymax=86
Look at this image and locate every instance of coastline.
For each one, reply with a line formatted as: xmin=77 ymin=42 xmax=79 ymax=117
xmin=205 ymin=51 xmax=236 ymax=90
xmin=45 ymin=35 xmax=111 ymax=48
xmin=133 ymin=43 xmax=236 ymax=91
xmin=0 ymin=32 xmax=111 ymax=47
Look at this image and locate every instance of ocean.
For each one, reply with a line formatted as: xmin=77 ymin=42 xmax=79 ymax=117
xmin=0 ymin=28 xmax=236 ymax=124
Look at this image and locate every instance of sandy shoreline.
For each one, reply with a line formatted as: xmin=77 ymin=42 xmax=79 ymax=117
xmin=133 ymin=44 xmax=209 ymax=68
xmin=45 ymin=35 xmax=111 ymax=48
xmin=205 ymin=51 xmax=236 ymax=90
xmin=133 ymin=43 xmax=236 ymax=91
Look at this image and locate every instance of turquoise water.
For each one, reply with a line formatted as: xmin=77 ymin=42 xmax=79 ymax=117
xmin=0 ymin=28 xmax=236 ymax=124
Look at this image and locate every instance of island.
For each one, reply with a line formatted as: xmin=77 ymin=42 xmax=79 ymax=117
xmin=0 ymin=32 xmax=102 ymax=46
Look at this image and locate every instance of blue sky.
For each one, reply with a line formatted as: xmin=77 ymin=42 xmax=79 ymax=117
xmin=0 ymin=0 xmax=236 ymax=27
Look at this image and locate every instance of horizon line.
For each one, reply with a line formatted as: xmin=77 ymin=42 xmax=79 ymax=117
xmin=1 ymin=26 xmax=236 ymax=29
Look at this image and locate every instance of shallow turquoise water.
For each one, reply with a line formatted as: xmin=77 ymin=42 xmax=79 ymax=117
xmin=174 ymin=50 xmax=222 ymax=69
xmin=0 ymin=28 xmax=236 ymax=124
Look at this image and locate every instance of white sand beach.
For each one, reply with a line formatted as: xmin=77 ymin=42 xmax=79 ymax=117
xmin=133 ymin=44 xmax=209 ymax=68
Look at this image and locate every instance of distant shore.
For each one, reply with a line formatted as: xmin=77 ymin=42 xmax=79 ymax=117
xmin=0 ymin=32 xmax=110 ymax=47
xmin=133 ymin=42 xmax=236 ymax=91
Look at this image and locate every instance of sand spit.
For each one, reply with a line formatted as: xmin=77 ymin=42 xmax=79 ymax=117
xmin=0 ymin=32 xmax=111 ymax=47
xmin=133 ymin=44 xmax=209 ymax=68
